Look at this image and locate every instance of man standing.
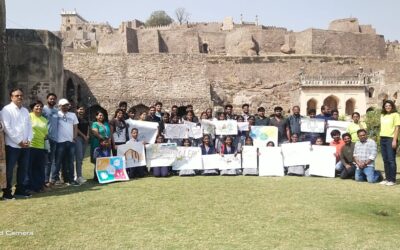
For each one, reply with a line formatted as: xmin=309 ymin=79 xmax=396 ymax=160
xmin=51 ymin=99 xmax=79 ymax=186
xmin=269 ymin=106 xmax=290 ymax=144
xmin=224 ymin=104 xmax=237 ymax=120
xmin=42 ymin=93 xmax=58 ymax=186
xmin=154 ymin=101 xmax=164 ymax=120
xmin=353 ymin=129 xmax=382 ymax=183
xmin=255 ymin=107 xmax=269 ymax=126
xmin=287 ymin=106 xmax=303 ymax=140
xmin=1 ymin=88 xmax=33 ymax=199
xmin=241 ymin=103 xmax=251 ymax=121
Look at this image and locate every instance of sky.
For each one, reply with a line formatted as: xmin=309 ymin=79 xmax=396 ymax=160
xmin=5 ymin=0 xmax=400 ymax=41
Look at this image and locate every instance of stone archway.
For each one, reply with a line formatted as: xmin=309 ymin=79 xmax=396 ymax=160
xmin=133 ymin=104 xmax=149 ymax=117
xmin=345 ymin=98 xmax=356 ymax=115
xmin=323 ymin=95 xmax=339 ymax=110
xmin=306 ymin=98 xmax=317 ymax=113
xmin=66 ymin=78 xmax=75 ymax=102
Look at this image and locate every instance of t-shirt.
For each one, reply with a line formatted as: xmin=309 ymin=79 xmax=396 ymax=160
xmin=29 ymin=113 xmax=48 ymax=149
xmin=110 ymin=119 xmax=128 ymax=144
xmin=57 ymin=111 xmax=79 ymax=143
xmin=329 ymin=139 xmax=345 ymax=162
xmin=380 ymin=113 xmax=400 ymax=138
xmin=77 ymin=117 xmax=89 ymax=137
xmin=42 ymin=105 xmax=58 ymax=141
xmin=346 ymin=122 xmax=367 ymax=142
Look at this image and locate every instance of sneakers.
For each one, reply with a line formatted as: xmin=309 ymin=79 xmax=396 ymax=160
xmin=379 ymin=180 xmax=388 ymax=185
xmin=76 ymin=177 xmax=87 ymax=184
xmin=14 ymin=191 xmax=32 ymax=198
xmin=53 ymin=180 xmax=64 ymax=186
xmin=69 ymin=181 xmax=81 ymax=187
xmin=386 ymin=181 xmax=396 ymax=186
xmin=2 ymin=193 xmax=15 ymax=201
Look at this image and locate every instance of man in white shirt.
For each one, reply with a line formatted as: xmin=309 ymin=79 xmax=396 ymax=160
xmin=1 ymin=88 xmax=33 ymax=199
xmin=50 ymin=99 xmax=79 ymax=186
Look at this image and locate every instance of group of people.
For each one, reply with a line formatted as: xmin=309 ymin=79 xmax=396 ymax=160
xmin=0 ymin=88 xmax=399 ymax=200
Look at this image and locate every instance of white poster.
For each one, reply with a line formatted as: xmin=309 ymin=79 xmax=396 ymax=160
xmin=325 ymin=120 xmax=351 ymax=143
xmin=237 ymin=122 xmax=249 ymax=132
xmin=145 ymin=143 xmax=178 ymax=168
xmin=258 ymin=147 xmax=284 ymax=176
xmin=309 ymin=145 xmax=336 ymax=178
xmin=300 ymin=118 xmax=325 ymax=133
xmin=281 ymin=141 xmax=311 ymax=166
xmin=214 ymin=120 xmax=238 ymax=135
xmin=164 ymin=124 xmax=188 ymax=139
xmin=202 ymin=154 xmax=221 ymax=170
xmin=184 ymin=121 xmax=203 ymax=139
xmin=200 ymin=120 xmax=215 ymax=136
xmin=218 ymin=154 xmax=242 ymax=170
xmin=117 ymin=141 xmax=146 ymax=168
xmin=172 ymin=147 xmax=203 ymax=170
xmin=126 ymin=120 xmax=158 ymax=143
xmin=241 ymin=146 xmax=258 ymax=169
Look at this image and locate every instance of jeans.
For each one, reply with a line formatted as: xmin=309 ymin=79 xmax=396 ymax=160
xmin=153 ymin=167 xmax=169 ymax=177
xmin=75 ymin=136 xmax=87 ymax=179
xmin=46 ymin=139 xmax=57 ymax=183
xmin=3 ymin=146 xmax=30 ymax=194
xmin=52 ymin=141 xmax=75 ymax=183
xmin=339 ymin=163 xmax=356 ymax=179
xmin=335 ymin=162 xmax=344 ymax=172
xmin=355 ymin=165 xmax=381 ymax=183
xmin=380 ymin=137 xmax=397 ymax=182
xmin=28 ymin=148 xmax=47 ymax=191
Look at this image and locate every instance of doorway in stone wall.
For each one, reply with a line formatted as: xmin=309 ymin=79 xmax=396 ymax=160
xmin=306 ymin=98 xmax=317 ymax=113
xmin=177 ymin=106 xmax=187 ymax=117
xmin=66 ymin=78 xmax=75 ymax=102
xmin=323 ymin=95 xmax=339 ymax=110
xmin=132 ymin=104 xmax=149 ymax=119
xmin=345 ymin=98 xmax=355 ymax=115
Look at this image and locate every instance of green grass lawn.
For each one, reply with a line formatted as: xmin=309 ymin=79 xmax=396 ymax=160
xmin=1 ymin=155 xmax=400 ymax=249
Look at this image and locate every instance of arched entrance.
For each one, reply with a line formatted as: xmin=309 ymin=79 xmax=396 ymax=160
xmin=177 ymin=106 xmax=187 ymax=117
xmin=306 ymin=98 xmax=317 ymax=113
xmin=202 ymin=43 xmax=209 ymax=53
xmin=133 ymin=104 xmax=149 ymax=118
xmin=87 ymin=104 xmax=108 ymax=122
xmin=66 ymin=78 xmax=75 ymax=102
xmin=323 ymin=95 xmax=339 ymax=110
xmin=345 ymin=98 xmax=355 ymax=115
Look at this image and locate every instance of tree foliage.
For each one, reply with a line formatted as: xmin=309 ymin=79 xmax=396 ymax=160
xmin=175 ymin=8 xmax=190 ymax=25
xmin=145 ymin=10 xmax=174 ymax=27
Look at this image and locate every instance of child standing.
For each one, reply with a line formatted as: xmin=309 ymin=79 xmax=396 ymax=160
xmin=93 ymin=138 xmax=112 ymax=182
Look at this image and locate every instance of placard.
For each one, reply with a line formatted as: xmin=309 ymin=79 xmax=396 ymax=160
xmin=218 ymin=154 xmax=242 ymax=170
xmin=300 ymin=118 xmax=325 ymax=133
xmin=325 ymin=120 xmax=351 ymax=143
xmin=145 ymin=143 xmax=178 ymax=168
xmin=202 ymin=154 xmax=221 ymax=170
xmin=126 ymin=120 xmax=158 ymax=143
xmin=258 ymin=147 xmax=284 ymax=176
xmin=237 ymin=122 xmax=249 ymax=132
xmin=281 ymin=141 xmax=311 ymax=166
xmin=241 ymin=146 xmax=258 ymax=169
xmin=117 ymin=141 xmax=146 ymax=168
xmin=250 ymin=126 xmax=278 ymax=147
xmin=214 ymin=120 xmax=238 ymax=135
xmin=200 ymin=120 xmax=215 ymax=136
xmin=172 ymin=147 xmax=203 ymax=170
xmin=184 ymin=121 xmax=203 ymax=139
xmin=164 ymin=124 xmax=188 ymax=139
xmin=96 ymin=156 xmax=129 ymax=184
xmin=309 ymin=145 xmax=336 ymax=178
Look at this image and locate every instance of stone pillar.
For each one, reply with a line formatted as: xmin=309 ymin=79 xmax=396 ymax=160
xmin=0 ymin=0 xmax=6 ymax=107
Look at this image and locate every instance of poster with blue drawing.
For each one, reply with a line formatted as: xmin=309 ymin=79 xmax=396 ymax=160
xmin=96 ymin=156 xmax=129 ymax=184
xmin=249 ymin=126 xmax=278 ymax=147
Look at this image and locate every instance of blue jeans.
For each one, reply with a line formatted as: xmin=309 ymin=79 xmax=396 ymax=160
xmin=380 ymin=137 xmax=397 ymax=182
xmin=28 ymin=148 xmax=47 ymax=191
xmin=335 ymin=162 xmax=344 ymax=172
xmin=75 ymin=136 xmax=87 ymax=178
xmin=3 ymin=146 xmax=30 ymax=194
xmin=355 ymin=165 xmax=381 ymax=183
xmin=46 ymin=139 xmax=57 ymax=183
xmin=52 ymin=141 xmax=75 ymax=183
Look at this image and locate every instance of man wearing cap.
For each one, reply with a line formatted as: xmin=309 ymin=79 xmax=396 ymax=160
xmin=50 ymin=98 xmax=79 ymax=186
xmin=1 ymin=88 xmax=33 ymax=199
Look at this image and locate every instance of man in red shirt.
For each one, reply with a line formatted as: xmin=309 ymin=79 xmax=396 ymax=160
xmin=329 ymin=129 xmax=345 ymax=164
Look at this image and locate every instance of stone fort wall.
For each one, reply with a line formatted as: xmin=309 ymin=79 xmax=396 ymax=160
xmin=63 ymin=53 xmax=400 ymax=115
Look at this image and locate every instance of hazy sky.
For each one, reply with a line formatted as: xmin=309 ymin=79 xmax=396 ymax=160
xmin=5 ymin=0 xmax=400 ymax=40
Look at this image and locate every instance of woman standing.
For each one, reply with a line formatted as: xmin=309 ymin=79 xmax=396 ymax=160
xmin=28 ymin=100 xmax=48 ymax=192
xmin=75 ymin=105 xmax=89 ymax=184
xmin=90 ymin=111 xmax=111 ymax=163
xmin=110 ymin=109 xmax=129 ymax=156
xmin=379 ymin=100 xmax=400 ymax=186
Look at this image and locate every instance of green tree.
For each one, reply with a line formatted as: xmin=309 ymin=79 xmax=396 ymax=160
xmin=145 ymin=10 xmax=174 ymax=27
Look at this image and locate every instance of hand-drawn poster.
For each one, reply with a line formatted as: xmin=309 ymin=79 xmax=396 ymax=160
xmin=258 ymin=147 xmax=284 ymax=176
xmin=184 ymin=121 xmax=203 ymax=139
xmin=117 ymin=141 xmax=146 ymax=168
xmin=125 ymin=120 xmax=158 ymax=143
xmin=96 ymin=156 xmax=129 ymax=184
xmin=214 ymin=120 xmax=238 ymax=135
xmin=172 ymin=147 xmax=203 ymax=170
xmin=325 ymin=120 xmax=351 ymax=143
xmin=241 ymin=146 xmax=258 ymax=169
xmin=200 ymin=120 xmax=215 ymax=136
xmin=237 ymin=122 xmax=249 ymax=132
xmin=281 ymin=141 xmax=311 ymax=166
xmin=218 ymin=154 xmax=242 ymax=170
xmin=164 ymin=124 xmax=188 ymax=139
xmin=145 ymin=143 xmax=178 ymax=168
xmin=300 ymin=118 xmax=325 ymax=133
xmin=249 ymin=126 xmax=278 ymax=147
xmin=309 ymin=145 xmax=336 ymax=178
